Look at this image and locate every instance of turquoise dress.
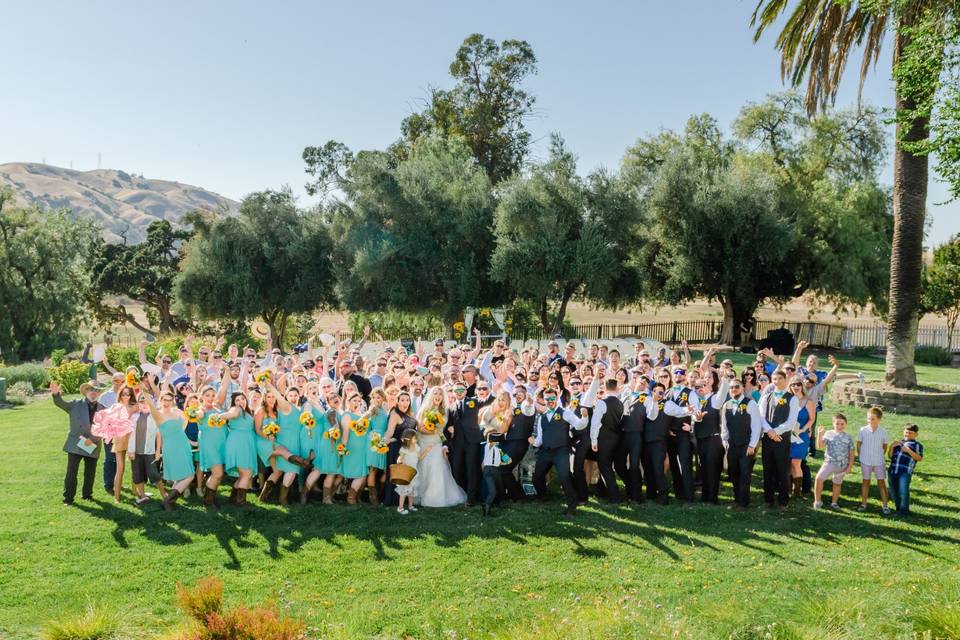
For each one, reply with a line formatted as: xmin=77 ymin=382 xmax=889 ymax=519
xmin=299 ymin=403 xmax=321 ymax=460
xmin=256 ymin=415 xmax=279 ymax=468
xmin=274 ymin=406 xmax=303 ymax=473
xmin=199 ymin=408 xmax=227 ymax=471
xmin=341 ymin=411 xmax=370 ymax=479
xmin=313 ymin=409 xmax=342 ymax=475
xmin=225 ymin=412 xmax=257 ymax=476
xmin=366 ymin=409 xmax=389 ymax=470
xmin=159 ymin=417 xmax=194 ymax=482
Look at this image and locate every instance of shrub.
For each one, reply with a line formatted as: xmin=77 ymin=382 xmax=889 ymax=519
xmin=174 ymin=576 xmax=305 ymax=640
xmin=42 ymin=605 xmax=119 ymax=640
xmin=0 ymin=363 xmax=51 ymax=389
xmin=176 ymin=575 xmax=223 ymax=622
xmin=105 ymin=346 xmax=140 ymax=373
xmin=915 ymin=345 xmax=953 ymax=366
xmin=50 ymin=348 xmax=67 ymax=366
xmin=9 ymin=381 xmax=34 ymax=404
xmin=852 ymin=346 xmax=879 ymax=358
xmin=48 ymin=361 xmax=93 ymax=394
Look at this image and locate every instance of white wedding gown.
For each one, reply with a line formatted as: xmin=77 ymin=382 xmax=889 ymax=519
xmin=415 ymin=432 xmax=467 ymax=507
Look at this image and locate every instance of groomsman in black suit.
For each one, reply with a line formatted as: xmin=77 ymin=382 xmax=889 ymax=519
xmin=530 ymin=388 xmax=589 ymax=515
xmin=500 ymin=385 xmax=536 ymax=501
xmin=590 ymin=379 xmax=625 ymax=502
xmin=452 ymin=379 xmax=494 ymax=506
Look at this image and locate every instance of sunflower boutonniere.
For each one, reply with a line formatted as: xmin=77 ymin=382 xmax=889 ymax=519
xmin=553 ymin=412 xmax=562 ymax=421
xmin=467 ymin=400 xmax=476 ymax=409
xmin=571 ymin=398 xmax=579 ymax=409
xmin=739 ymin=402 xmax=749 ymax=414
xmin=514 ymin=408 xmax=521 ymax=416
xmin=776 ymin=397 xmax=787 ymax=407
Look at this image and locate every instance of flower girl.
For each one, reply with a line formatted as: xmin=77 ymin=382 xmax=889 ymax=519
xmin=395 ymin=428 xmax=433 ymax=515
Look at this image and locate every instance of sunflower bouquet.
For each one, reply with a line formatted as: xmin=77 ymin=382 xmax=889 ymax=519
xmin=324 ymin=426 xmax=341 ymax=441
xmin=421 ymin=409 xmax=443 ymax=434
xmin=336 ymin=443 xmax=348 ymax=457
xmin=351 ymin=417 xmax=370 ymax=437
xmin=125 ymin=371 xmax=140 ymax=388
xmin=207 ymin=414 xmax=227 ymax=428
xmin=300 ymin=412 xmax=316 ymax=429
xmin=369 ymin=433 xmax=390 ymax=454
xmin=184 ymin=406 xmax=203 ymax=423
xmin=254 ymin=370 xmax=272 ymax=385
xmin=262 ymin=422 xmax=280 ymax=438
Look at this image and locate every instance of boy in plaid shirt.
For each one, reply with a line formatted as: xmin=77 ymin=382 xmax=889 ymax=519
xmin=887 ymin=424 xmax=924 ymax=516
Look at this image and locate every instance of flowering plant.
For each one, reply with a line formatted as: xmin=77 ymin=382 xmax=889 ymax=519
xmin=207 ymin=414 xmax=227 ymax=428
xmin=262 ymin=422 xmax=280 ymax=437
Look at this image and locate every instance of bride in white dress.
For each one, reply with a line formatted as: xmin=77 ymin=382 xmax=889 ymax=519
xmin=414 ymin=386 xmax=466 ymax=507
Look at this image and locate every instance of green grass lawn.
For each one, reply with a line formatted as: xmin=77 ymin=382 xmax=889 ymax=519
xmin=1 ymin=352 xmax=958 ymax=639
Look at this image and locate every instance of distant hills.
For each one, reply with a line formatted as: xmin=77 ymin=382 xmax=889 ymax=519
xmin=0 ymin=162 xmax=239 ymax=243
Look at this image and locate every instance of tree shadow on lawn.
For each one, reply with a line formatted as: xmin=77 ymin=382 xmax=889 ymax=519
xmin=71 ymin=489 xmax=960 ymax=571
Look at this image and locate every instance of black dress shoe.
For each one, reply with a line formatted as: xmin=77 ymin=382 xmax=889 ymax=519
xmin=63 ymin=499 xmax=74 ymax=506
xmin=564 ymin=506 xmax=578 ymax=516
xmin=466 ymin=500 xmax=476 ymax=507
xmin=482 ymin=503 xmax=491 ymax=517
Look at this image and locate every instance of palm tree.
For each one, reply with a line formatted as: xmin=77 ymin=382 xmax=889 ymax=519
xmin=750 ymin=0 xmax=951 ymax=387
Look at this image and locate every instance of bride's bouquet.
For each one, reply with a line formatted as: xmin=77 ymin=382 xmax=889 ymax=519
xmin=421 ymin=409 xmax=443 ymax=434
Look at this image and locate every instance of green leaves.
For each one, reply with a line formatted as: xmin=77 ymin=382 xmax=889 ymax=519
xmin=0 ymin=189 xmax=99 ymax=362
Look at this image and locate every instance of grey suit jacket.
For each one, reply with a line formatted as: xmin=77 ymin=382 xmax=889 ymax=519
xmin=53 ymin=394 xmax=104 ymax=458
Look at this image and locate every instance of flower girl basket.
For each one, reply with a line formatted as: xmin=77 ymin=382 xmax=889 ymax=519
xmin=389 ymin=463 xmax=417 ymax=486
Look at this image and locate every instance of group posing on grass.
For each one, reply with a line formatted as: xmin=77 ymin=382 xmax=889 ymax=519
xmin=54 ymin=331 xmax=924 ymax=518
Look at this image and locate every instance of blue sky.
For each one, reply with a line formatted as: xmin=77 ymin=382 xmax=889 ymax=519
xmin=2 ymin=0 xmax=957 ymax=244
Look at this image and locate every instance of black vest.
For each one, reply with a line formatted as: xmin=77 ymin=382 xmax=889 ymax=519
xmin=598 ymin=397 xmax=624 ymax=440
xmin=507 ymin=407 xmax=535 ymax=441
xmin=765 ymin=391 xmax=794 ymax=430
xmin=457 ymin=396 xmax=494 ymax=444
xmin=539 ymin=410 xmax=571 ymax=449
xmin=724 ymin=397 xmax=754 ymax=447
xmin=623 ymin=393 xmax=648 ymax=433
xmin=669 ymin=387 xmax=693 ymax=435
xmin=694 ymin=395 xmax=722 ymax=439
xmin=645 ymin=401 xmax=672 ymax=443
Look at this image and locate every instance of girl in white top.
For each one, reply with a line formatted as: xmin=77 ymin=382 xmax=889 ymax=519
xmin=395 ymin=428 xmax=433 ymax=515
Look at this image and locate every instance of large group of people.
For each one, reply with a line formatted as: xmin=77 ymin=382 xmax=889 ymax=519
xmin=55 ymin=331 xmax=924 ymax=518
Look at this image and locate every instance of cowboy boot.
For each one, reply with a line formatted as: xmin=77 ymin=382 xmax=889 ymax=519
xmin=229 ymin=487 xmax=239 ymax=505
xmin=258 ymin=479 xmax=276 ymax=503
xmin=367 ymin=480 xmax=380 ymax=506
xmin=792 ymin=478 xmax=802 ymax=498
xmin=301 ymin=481 xmax=316 ymax=505
xmin=347 ymin=487 xmax=359 ymax=505
xmin=288 ymin=454 xmax=310 ymax=468
xmin=236 ymin=488 xmax=248 ymax=506
xmin=322 ymin=486 xmax=334 ymax=505
xmin=279 ymin=484 xmax=290 ymax=506
xmin=162 ymin=489 xmax=181 ymax=511
xmin=204 ymin=487 xmax=218 ymax=508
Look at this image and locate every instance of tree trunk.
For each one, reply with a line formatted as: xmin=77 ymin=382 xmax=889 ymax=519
xmin=550 ymin=288 xmax=574 ymax=337
xmin=538 ymin=298 xmax=550 ymax=333
xmin=720 ymin=296 xmax=757 ymax=346
xmin=885 ymin=33 xmax=931 ymax=388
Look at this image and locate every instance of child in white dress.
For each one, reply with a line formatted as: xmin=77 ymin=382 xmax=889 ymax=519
xmin=396 ymin=429 xmax=433 ymax=515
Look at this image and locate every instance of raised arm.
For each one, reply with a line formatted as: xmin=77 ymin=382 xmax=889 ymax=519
xmin=49 ymin=381 xmax=71 ymax=413
xmin=266 ymin=379 xmax=292 ymax=413
xmin=792 ymin=340 xmax=808 ymax=367
xmin=214 ymin=366 xmax=230 ymax=406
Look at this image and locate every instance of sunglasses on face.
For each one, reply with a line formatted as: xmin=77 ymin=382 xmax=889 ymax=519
xmin=570 ymin=381 xmax=582 ymax=386
xmin=544 ymin=396 xmax=557 ymax=402
xmin=162 ymin=360 xmax=172 ymax=365
xmin=477 ymin=387 xmax=489 ymax=392
xmin=790 ymin=382 xmax=802 ymax=387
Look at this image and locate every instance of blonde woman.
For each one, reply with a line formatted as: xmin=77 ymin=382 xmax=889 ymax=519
xmin=415 ymin=386 xmax=466 ymax=507
xmin=478 ymin=392 xmax=512 ymax=516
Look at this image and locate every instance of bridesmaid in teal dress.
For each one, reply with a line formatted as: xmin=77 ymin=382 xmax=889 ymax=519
xmin=298 ymin=383 xmax=326 ymax=504
xmin=266 ymin=381 xmax=304 ymax=506
xmin=364 ymin=388 xmax=389 ymax=505
xmin=198 ymin=375 xmax=229 ymax=507
xmin=142 ymin=386 xmax=195 ymax=511
xmin=303 ymin=392 xmax=343 ymax=505
xmin=221 ymin=392 xmax=257 ymax=506
xmin=340 ymin=393 xmax=370 ymax=505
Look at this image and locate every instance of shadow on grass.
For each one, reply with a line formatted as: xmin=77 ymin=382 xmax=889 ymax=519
xmin=71 ymin=477 xmax=960 ymax=572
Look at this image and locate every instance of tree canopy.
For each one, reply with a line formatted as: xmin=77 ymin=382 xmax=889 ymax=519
xmin=623 ymin=95 xmax=891 ymax=344
xmin=173 ymin=189 xmax=336 ymax=346
xmin=921 ymin=234 xmax=960 ymax=351
xmin=88 ymin=219 xmax=193 ymax=335
xmin=490 ymin=135 xmax=644 ymax=333
xmin=0 ymin=190 xmax=100 ymax=362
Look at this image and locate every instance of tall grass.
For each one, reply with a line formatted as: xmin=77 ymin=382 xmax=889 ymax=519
xmin=42 ymin=606 xmax=118 ymax=640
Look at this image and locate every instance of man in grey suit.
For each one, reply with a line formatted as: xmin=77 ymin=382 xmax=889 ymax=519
xmin=52 ymin=380 xmax=105 ymax=505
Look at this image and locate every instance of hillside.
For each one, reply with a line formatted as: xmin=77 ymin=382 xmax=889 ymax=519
xmin=0 ymin=162 xmax=239 ymax=242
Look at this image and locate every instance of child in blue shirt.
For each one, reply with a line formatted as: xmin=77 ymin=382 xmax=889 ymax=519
xmin=887 ymin=424 xmax=924 ymax=516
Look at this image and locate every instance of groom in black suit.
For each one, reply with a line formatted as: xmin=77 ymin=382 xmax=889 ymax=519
xmin=451 ymin=375 xmax=494 ymax=506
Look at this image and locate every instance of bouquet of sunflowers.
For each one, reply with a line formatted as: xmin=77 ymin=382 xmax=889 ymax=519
xmin=421 ymin=409 xmax=443 ymax=434
xmin=125 ymin=371 xmax=140 ymax=388
xmin=207 ymin=414 xmax=227 ymax=428
xmin=300 ymin=412 xmax=316 ymax=429
xmin=254 ymin=370 xmax=271 ymax=385
xmin=351 ymin=417 xmax=370 ymax=437
xmin=336 ymin=443 xmax=348 ymax=457
xmin=369 ymin=432 xmax=390 ymax=454
xmin=184 ymin=406 xmax=203 ymax=423
xmin=262 ymin=422 xmax=280 ymax=437
xmin=324 ymin=426 xmax=341 ymax=441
